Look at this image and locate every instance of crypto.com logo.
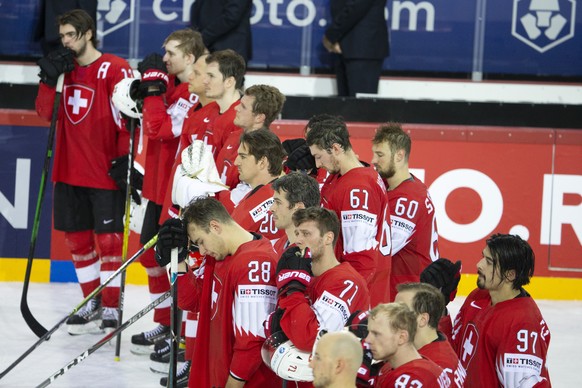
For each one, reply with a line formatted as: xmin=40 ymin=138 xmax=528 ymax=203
xmin=96 ymin=0 xmax=136 ymax=37
xmin=512 ymin=0 xmax=576 ymax=52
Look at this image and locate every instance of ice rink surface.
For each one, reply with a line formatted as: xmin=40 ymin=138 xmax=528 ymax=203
xmin=0 ymin=281 xmax=580 ymax=387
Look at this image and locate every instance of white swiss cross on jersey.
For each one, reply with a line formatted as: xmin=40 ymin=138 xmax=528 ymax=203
xmin=63 ymin=85 xmax=95 ymax=124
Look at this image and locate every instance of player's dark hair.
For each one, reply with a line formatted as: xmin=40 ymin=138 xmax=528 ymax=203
xmin=272 ymin=172 xmax=320 ymax=209
xmin=486 ymin=233 xmax=535 ymax=289
xmin=58 ymin=9 xmax=98 ymax=47
xmin=304 ymin=113 xmax=338 ymax=136
xmin=305 ymin=116 xmax=352 ymax=153
xmin=244 ymin=85 xmax=286 ymax=127
xmin=292 ymin=207 xmax=339 ymax=246
xmin=164 ymin=28 xmax=206 ymax=61
xmin=372 ymin=122 xmax=412 ymax=162
xmin=396 ymin=283 xmax=445 ymax=329
xmin=182 ymin=197 xmax=232 ymax=233
xmin=239 ymin=129 xmax=285 ymax=176
xmin=369 ymin=303 xmax=417 ymax=343
xmin=206 ymin=49 xmax=246 ymax=90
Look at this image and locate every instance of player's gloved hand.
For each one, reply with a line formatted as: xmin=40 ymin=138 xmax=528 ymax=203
xmin=263 ymin=308 xmax=286 ymax=339
xmin=37 ymin=47 xmax=75 ymax=87
xmin=155 ymin=218 xmax=189 ymax=267
xmin=285 ymin=144 xmax=317 ymax=175
xmin=346 ymin=310 xmax=369 ymax=339
xmin=357 ymin=342 xmax=381 ymax=387
xmin=108 ymin=155 xmax=143 ymax=204
xmin=282 ymin=138 xmax=306 ymax=155
xmin=276 ymin=246 xmax=313 ymax=297
xmin=420 ymin=258 xmax=462 ymax=305
xmin=137 ymin=53 xmax=168 ymax=97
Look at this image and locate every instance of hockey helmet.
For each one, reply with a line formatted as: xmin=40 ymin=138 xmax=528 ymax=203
xmin=112 ymin=77 xmax=143 ymax=119
xmin=261 ymin=331 xmax=314 ymax=382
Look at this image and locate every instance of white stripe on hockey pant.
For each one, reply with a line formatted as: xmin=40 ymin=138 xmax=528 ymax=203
xmin=185 ymin=318 xmax=198 ymax=338
xmin=145 ymin=266 xmax=166 ymax=277
xmin=100 ymin=271 xmax=122 ymax=288
xmin=149 ymin=291 xmax=172 ymax=309
xmin=72 ymin=250 xmax=98 ymax=262
xmin=74 ymin=261 xmax=100 ymax=284
xmin=101 ymin=255 xmax=122 ymax=264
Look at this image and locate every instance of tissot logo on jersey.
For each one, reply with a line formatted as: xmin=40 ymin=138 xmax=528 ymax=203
xmin=63 ymin=85 xmax=95 ymax=124
xmin=315 ymin=291 xmax=350 ymax=323
xmin=250 ymin=198 xmax=275 ymax=222
xmin=237 ymin=285 xmax=277 ymax=302
xmin=503 ymin=353 xmax=544 ymax=374
xmin=341 ymin=210 xmax=377 ymax=225
xmin=391 ymin=215 xmax=415 ymax=232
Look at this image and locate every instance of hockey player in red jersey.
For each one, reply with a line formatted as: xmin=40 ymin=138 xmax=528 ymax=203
xmin=451 ymin=234 xmax=551 ymax=387
xmin=35 ymin=9 xmax=134 ymax=334
xmin=220 ymin=129 xmax=285 ymax=243
xmin=395 ymin=283 xmax=465 ymax=387
xmin=306 ymin=116 xmax=391 ymax=306
xmin=155 ymin=197 xmax=280 ymax=387
xmin=130 ymin=28 xmax=206 ymax=356
xmin=266 ymin=207 xmax=370 ymax=352
xmin=215 ymin=82 xmax=286 ymax=198
xmin=366 ymin=303 xmax=451 ymax=388
xmin=270 ymin=172 xmax=321 ymax=256
xmin=371 ymin=122 xmax=439 ymax=300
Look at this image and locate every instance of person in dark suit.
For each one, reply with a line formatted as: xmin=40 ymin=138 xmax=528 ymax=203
xmin=190 ymin=0 xmax=253 ymax=63
xmin=323 ymin=0 xmax=389 ymax=97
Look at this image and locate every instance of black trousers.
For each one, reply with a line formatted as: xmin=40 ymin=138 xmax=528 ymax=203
xmin=335 ymin=57 xmax=384 ymax=97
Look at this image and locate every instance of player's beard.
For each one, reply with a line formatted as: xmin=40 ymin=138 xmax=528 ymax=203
xmin=476 ymin=272 xmax=486 ymax=289
xmin=377 ymin=156 xmax=396 ymax=179
xmin=72 ymin=39 xmax=87 ymax=58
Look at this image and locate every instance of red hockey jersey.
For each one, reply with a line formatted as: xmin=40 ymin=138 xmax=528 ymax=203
xmin=388 ymin=174 xmax=439 ymax=298
xmin=141 ymin=80 xmax=198 ymax=204
xmin=279 ymin=262 xmax=370 ymax=352
xmin=377 ymin=358 xmax=451 ymax=388
xmin=419 ymin=334 xmax=466 ymax=388
xmin=320 ymin=166 xmax=391 ymax=306
xmin=452 ymin=289 xmax=551 ymax=388
xmin=215 ymin=126 xmax=243 ymax=190
xmin=229 ymin=182 xmax=285 ymax=243
xmin=188 ymin=235 xmax=281 ymax=387
xmin=35 ymin=53 xmax=133 ymax=190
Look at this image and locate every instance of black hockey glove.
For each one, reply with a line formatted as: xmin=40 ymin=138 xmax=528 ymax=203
xmin=155 ymin=218 xmax=189 ymax=267
xmin=346 ymin=310 xmax=369 ymax=339
xmin=263 ymin=307 xmax=286 ymax=340
xmin=357 ymin=342 xmax=381 ymax=387
xmin=137 ymin=53 xmax=169 ymax=97
xmin=275 ymin=246 xmax=313 ymax=297
xmin=108 ymin=155 xmax=143 ymax=205
xmin=420 ymin=258 xmax=462 ymax=305
xmin=282 ymin=138 xmax=307 ymax=155
xmin=285 ymin=143 xmax=317 ymax=175
xmin=37 ymin=47 xmax=75 ymax=87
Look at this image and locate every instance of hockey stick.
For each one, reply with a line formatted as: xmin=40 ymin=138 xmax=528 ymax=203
xmin=167 ymin=248 xmax=179 ymax=387
xmin=36 ymin=290 xmax=171 ymax=388
xmin=114 ymin=115 xmax=137 ymax=361
xmin=0 ymin=235 xmax=158 ymax=381
xmin=20 ymin=74 xmax=65 ymax=338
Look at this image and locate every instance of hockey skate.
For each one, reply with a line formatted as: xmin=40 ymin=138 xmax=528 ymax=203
xmin=100 ymin=307 xmax=119 ymax=334
xmin=66 ymin=297 xmax=103 ymax=335
xmin=130 ymin=324 xmax=171 ymax=355
xmin=159 ymin=360 xmax=191 ymax=387
xmin=149 ymin=337 xmax=186 ymax=374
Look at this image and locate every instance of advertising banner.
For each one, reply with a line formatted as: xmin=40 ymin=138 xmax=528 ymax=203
xmin=0 ymin=0 xmax=580 ymax=77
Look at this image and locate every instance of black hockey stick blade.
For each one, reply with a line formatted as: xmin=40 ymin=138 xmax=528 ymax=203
xmin=20 ymin=74 xmax=66 ymax=338
xmin=2 ymin=235 xmax=158 ymax=380
xmin=36 ymin=290 xmax=171 ymax=388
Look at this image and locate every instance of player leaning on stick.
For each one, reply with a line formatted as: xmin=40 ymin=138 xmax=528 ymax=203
xmin=35 ymin=9 xmax=134 ymax=335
